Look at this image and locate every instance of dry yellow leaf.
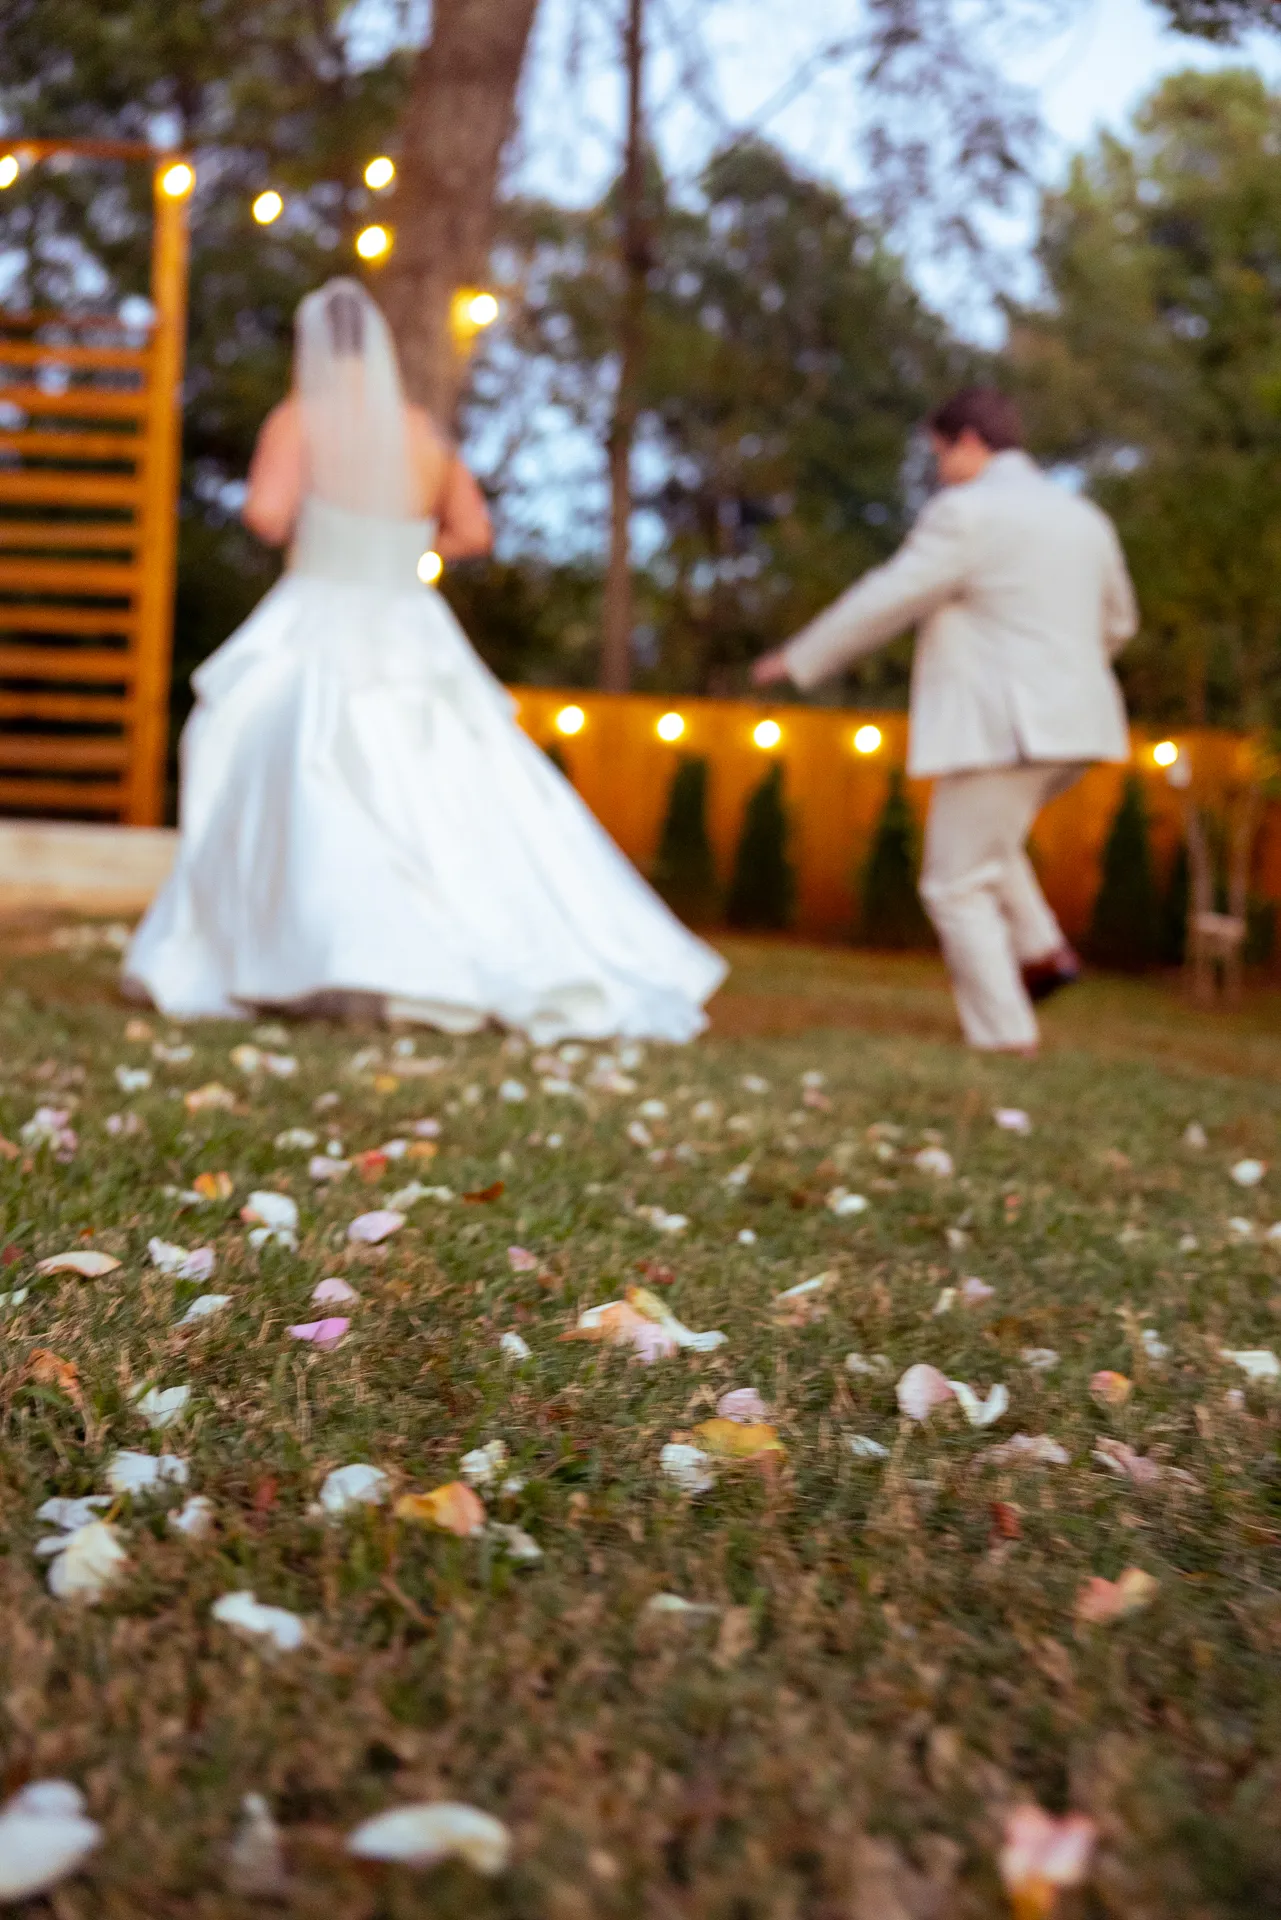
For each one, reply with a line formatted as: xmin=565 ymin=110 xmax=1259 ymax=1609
xmin=394 ymin=1481 xmax=486 ymax=1537
xmin=690 ymin=1418 xmax=785 ymax=1459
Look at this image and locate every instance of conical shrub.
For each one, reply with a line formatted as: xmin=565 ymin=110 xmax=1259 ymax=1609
xmin=858 ymin=767 xmax=933 ymax=948
xmin=652 ymin=755 xmax=719 ymax=926
xmin=1088 ymin=775 xmax=1159 ymax=970
xmin=726 ymin=762 xmax=795 ymax=930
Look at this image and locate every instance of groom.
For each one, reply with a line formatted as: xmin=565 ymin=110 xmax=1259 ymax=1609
xmin=753 ymin=388 xmax=1138 ymax=1054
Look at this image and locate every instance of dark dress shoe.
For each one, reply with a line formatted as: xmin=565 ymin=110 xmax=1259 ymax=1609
xmin=1022 ymin=948 xmax=1081 ymax=1004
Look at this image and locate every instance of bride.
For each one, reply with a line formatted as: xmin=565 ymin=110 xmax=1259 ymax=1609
xmin=124 ymin=279 xmax=726 ymax=1042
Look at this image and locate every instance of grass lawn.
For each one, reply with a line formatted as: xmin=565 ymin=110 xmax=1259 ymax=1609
xmin=1 ymin=925 xmax=1279 ymax=1917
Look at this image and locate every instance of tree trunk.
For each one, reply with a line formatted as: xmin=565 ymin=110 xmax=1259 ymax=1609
xmin=380 ymin=0 xmax=540 ymax=419
xmin=600 ymin=0 xmax=648 ymax=693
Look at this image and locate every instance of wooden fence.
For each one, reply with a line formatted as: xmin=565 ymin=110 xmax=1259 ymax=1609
xmin=510 ymin=688 xmax=1279 ymax=944
xmin=0 ymin=140 xmax=192 ymax=825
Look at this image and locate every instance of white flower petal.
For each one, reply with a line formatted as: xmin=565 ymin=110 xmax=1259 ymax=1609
xmin=659 ymin=1443 xmax=716 ymax=1495
xmin=105 ymin=1449 xmax=189 ymax=1495
xmin=211 ymin=1591 xmax=306 ymax=1652
xmin=0 ymin=1781 xmax=101 ymax=1901
xmin=133 ymin=1384 xmax=191 ymax=1430
xmin=318 ymin=1464 xmax=390 ymax=1516
xmin=168 ymin=1495 xmax=215 ymax=1538
xmin=45 ymin=1521 xmax=128 ymax=1602
xmin=499 ymin=1331 xmax=532 ymax=1361
xmin=177 ymin=1293 xmax=232 ymax=1327
xmin=346 ymin=1803 xmax=511 ymax=1875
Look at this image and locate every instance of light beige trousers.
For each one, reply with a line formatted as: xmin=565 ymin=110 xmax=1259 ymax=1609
xmin=919 ymin=763 xmax=1084 ymax=1051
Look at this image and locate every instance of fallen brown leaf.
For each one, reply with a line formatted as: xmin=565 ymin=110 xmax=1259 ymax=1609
xmin=463 ymin=1182 xmax=505 ymax=1205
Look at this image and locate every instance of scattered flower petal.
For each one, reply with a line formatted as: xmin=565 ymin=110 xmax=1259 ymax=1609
xmin=274 ymin=1128 xmax=318 ymax=1150
xmin=44 ymin=1521 xmax=128 ymax=1602
xmin=0 ymin=1780 xmax=101 ymax=1901
xmin=947 ymin=1380 xmax=1010 ymax=1428
xmin=825 ymin=1187 xmax=869 ymax=1216
xmin=1220 ymin=1347 xmax=1280 ymax=1381
xmin=959 ymin=1276 xmax=995 ymax=1305
xmin=1092 ymin=1437 xmax=1161 ymax=1486
xmin=177 ymin=1293 xmax=232 ymax=1327
xmin=346 ymin=1803 xmax=511 ymax=1875
xmin=499 ymin=1331 xmax=532 ymax=1361
xmin=346 ymin=1210 xmax=405 ymax=1245
xmin=312 ymin=1277 xmax=359 ymax=1306
xmin=309 ymin=1154 xmax=350 ymax=1182
xmin=498 ymin=1080 xmax=528 ymax=1103
xmin=169 ymin=1495 xmax=215 ymax=1538
xmin=993 ymin=1107 xmax=1032 ymax=1134
xmin=507 ymin=1246 xmax=539 ymax=1273
xmin=1139 ymin=1327 xmax=1169 ymax=1361
xmin=488 ymin=1522 xmax=542 ymax=1564
xmin=1182 ymin=1122 xmax=1207 ymax=1150
xmin=212 ymin=1591 xmax=307 ymax=1652
xmin=1089 ymin=1370 xmax=1132 ymax=1408
xmin=659 ymin=1442 xmax=716 ymax=1495
xmin=716 ymin=1387 xmax=769 ymax=1424
xmin=983 ymin=1434 xmax=1071 ymax=1467
xmin=114 ymin=1065 xmax=152 ymax=1093
xmin=460 ymin=1441 xmax=509 ymax=1490
xmin=896 ymin=1363 xmax=954 ymax=1421
xmin=1021 ymin=1348 xmax=1060 ymax=1372
xmin=241 ymin=1192 xmax=299 ymax=1233
xmin=36 ymin=1495 xmax=110 ymax=1531
xmin=913 ymin=1146 xmax=954 ymax=1177
xmin=318 ymin=1464 xmax=389 ymax=1516
xmin=1075 ymin=1567 xmax=1158 ymax=1625
xmin=846 ymin=1435 xmax=890 ymax=1460
xmin=999 ymin=1805 xmax=1097 ymax=1910
xmin=148 ymin=1237 xmax=216 ymax=1281
xmin=773 ymin=1272 xmax=836 ymax=1323
xmin=193 ymin=1170 xmax=234 ymax=1200
xmin=288 ymin=1318 xmax=349 ymax=1350
xmin=185 ymin=1082 xmax=237 ymax=1113
xmin=643 ymin=1592 xmax=719 ymax=1618
xmin=106 ymin=1450 xmax=188 ymax=1495
xmin=227 ymin=1794 xmax=287 ymax=1900
xmin=34 ymin=1250 xmax=120 ymax=1279
xmin=134 ymin=1384 xmax=190 ymax=1429
xmin=1230 ymin=1158 xmax=1266 ymax=1188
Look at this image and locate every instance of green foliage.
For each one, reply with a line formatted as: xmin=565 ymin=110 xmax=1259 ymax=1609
xmin=726 ymin=762 xmax=795 ymax=930
xmin=1160 ymin=839 xmax=1190 ymax=966
xmin=857 ymin=769 xmax=934 ymax=950
xmin=1089 ymin=776 xmax=1161 ymax=970
xmin=1015 ymin=69 xmax=1281 ymax=728
xmin=652 ymin=756 xmax=719 ymax=927
xmin=486 ymin=140 xmax=970 ymax=694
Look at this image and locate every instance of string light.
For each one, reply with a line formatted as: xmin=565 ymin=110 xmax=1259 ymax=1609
xmin=1153 ymin=740 xmax=1179 ymax=768
xmin=854 ymin=725 xmax=883 ymax=754
xmin=252 ymin=190 xmax=283 ymax=225
xmin=753 ymin=719 xmax=782 ymax=750
xmin=0 ymin=155 xmax=19 ymax=190
xmin=355 ymin=224 xmax=391 ymax=261
xmin=364 ymin=156 xmax=396 ymax=190
xmin=159 ymin=161 xmax=195 ymax=199
xmin=451 ymin=289 xmax=501 ymax=339
xmin=417 ymin=550 xmax=443 ymax=587
xmin=656 ymin=712 xmax=685 ymax=742
xmin=556 ymin=705 xmax=586 ymax=736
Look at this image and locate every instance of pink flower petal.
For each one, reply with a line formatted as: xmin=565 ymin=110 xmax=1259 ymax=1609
xmin=999 ymin=1804 xmax=1097 ymax=1893
xmin=895 ymin=1363 xmax=954 ymax=1422
xmin=346 ymin=1210 xmax=405 ymax=1245
xmin=507 ymin=1246 xmax=539 ymax=1273
xmin=717 ymin=1387 xmax=770 ymax=1424
xmin=288 ymin=1317 xmax=350 ymax=1350
xmin=312 ymin=1278 xmax=359 ymax=1306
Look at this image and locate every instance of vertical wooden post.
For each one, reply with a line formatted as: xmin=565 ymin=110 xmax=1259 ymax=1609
xmin=127 ymin=160 xmax=192 ymax=825
xmin=600 ymin=0 xmax=648 ymax=694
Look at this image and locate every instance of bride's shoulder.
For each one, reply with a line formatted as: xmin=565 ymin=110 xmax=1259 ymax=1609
xmin=406 ymin=402 xmax=450 ymax=455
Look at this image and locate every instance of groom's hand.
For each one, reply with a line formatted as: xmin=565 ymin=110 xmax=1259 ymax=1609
xmin=751 ymin=649 xmax=792 ymax=688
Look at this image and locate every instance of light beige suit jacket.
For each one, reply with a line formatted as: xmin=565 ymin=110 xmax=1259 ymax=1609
xmin=783 ymin=450 xmax=1139 ymax=778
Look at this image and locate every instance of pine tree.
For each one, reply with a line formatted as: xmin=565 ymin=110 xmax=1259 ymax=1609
xmin=858 ymin=768 xmax=934 ymax=948
xmin=1088 ymin=776 xmax=1160 ymax=969
xmin=726 ymin=763 xmax=795 ymax=930
xmin=652 ymin=756 xmax=718 ymax=926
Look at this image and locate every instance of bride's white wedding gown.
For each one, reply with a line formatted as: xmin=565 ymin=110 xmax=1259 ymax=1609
xmin=124 ymin=495 xmax=726 ymax=1041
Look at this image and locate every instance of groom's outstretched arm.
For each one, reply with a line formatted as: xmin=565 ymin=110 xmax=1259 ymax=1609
xmin=761 ymin=489 xmax=971 ymax=690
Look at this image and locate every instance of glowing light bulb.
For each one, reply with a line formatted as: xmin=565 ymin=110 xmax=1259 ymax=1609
xmin=753 ymin=719 xmax=782 ymax=750
xmin=417 ymin=550 xmax=443 ymax=587
xmin=854 ymin=724 xmax=883 ymax=755
xmin=0 ymin=155 xmax=19 ymax=190
xmin=159 ymin=161 xmax=195 ymax=199
xmin=364 ymin=156 xmax=396 ymax=190
xmin=252 ymin=190 xmax=283 ymax=225
xmin=556 ymin=705 xmax=586 ymax=736
xmin=656 ymin=711 xmax=685 ymax=743
xmin=1153 ymin=739 xmax=1179 ymax=768
xmin=355 ymin=223 xmax=391 ymax=261
xmin=467 ymin=292 xmax=500 ymax=328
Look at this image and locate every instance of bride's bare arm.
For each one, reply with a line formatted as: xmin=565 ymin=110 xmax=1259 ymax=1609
xmin=243 ymin=400 xmax=305 ymax=546
xmin=435 ymin=457 xmax=494 ymax=561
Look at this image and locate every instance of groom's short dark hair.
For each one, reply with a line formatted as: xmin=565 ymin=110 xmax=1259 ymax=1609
xmin=928 ymin=387 xmax=1024 ymax=452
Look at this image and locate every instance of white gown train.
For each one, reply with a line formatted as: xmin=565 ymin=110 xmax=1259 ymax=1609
xmin=125 ymin=498 xmax=727 ymax=1042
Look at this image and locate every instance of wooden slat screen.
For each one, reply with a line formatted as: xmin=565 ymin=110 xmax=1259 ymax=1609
xmin=0 ymin=147 xmax=190 ymax=825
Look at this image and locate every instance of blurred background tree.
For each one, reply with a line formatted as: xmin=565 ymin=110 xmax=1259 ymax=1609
xmin=1012 ymin=68 xmax=1281 ymax=731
